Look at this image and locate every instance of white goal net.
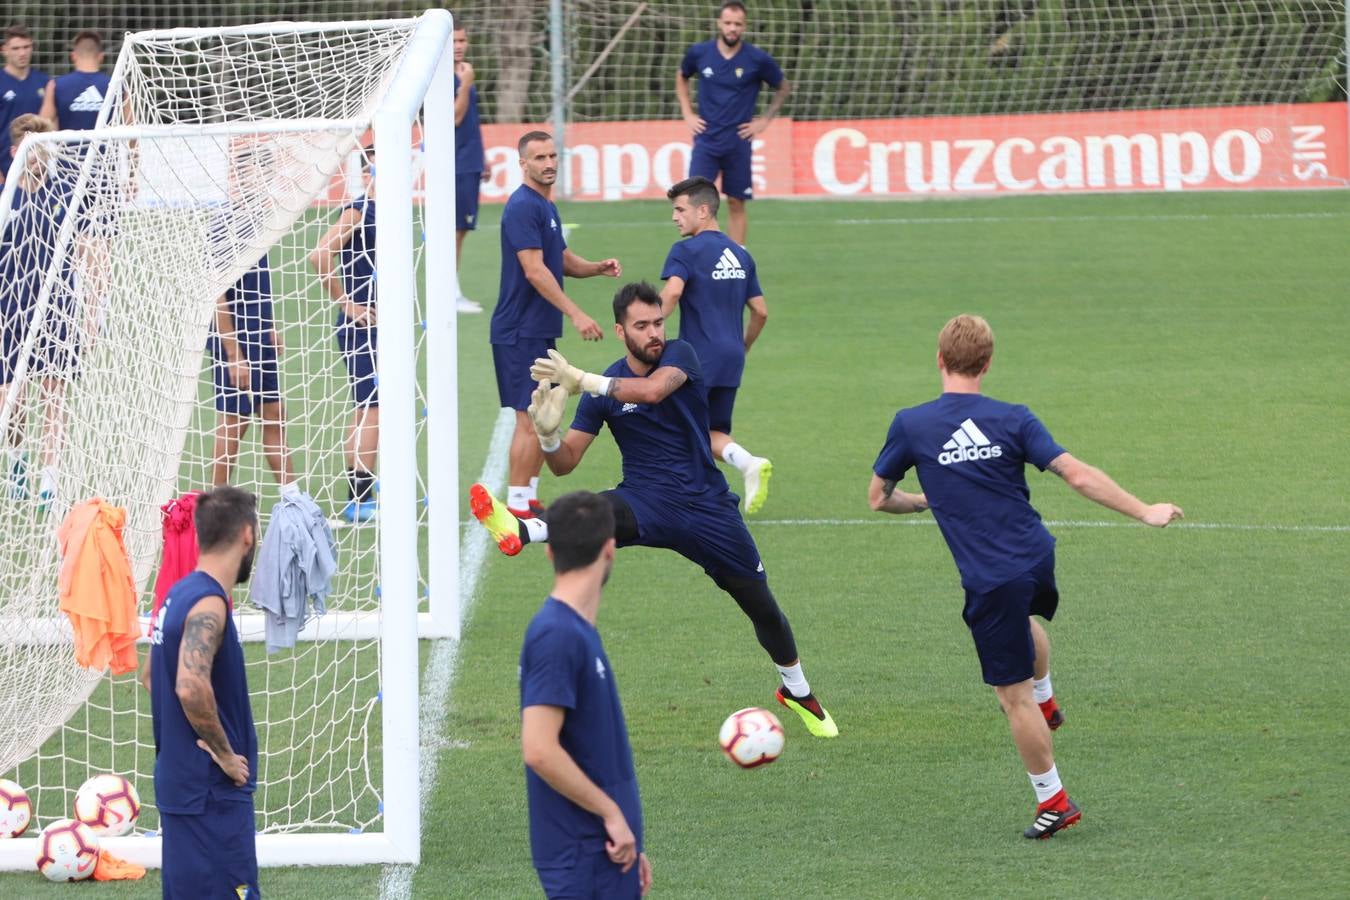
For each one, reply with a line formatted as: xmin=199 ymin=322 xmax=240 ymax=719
xmin=0 ymin=11 xmax=460 ymax=868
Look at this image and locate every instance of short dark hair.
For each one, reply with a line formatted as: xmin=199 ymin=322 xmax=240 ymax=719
xmin=719 ymin=1 xmax=748 ymax=16
xmin=450 ymin=12 xmax=466 ymax=33
xmin=667 ymin=175 xmax=720 ymax=217
xmin=195 ymin=486 xmax=258 ymax=553
xmin=71 ymin=30 xmax=102 ymax=54
xmin=4 ymin=25 xmax=32 ymax=44
xmin=612 ymin=281 xmax=662 ymax=324
xmin=517 ymin=130 xmax=553 ymax=158
xmin=548 ymin=491 xmax=615 ymax=574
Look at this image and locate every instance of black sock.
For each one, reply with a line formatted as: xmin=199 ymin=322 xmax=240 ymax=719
xmin=354 ymin=470 xmax=376 ymax=502
xmin=346 ymin=468 xmax=358 ymax=501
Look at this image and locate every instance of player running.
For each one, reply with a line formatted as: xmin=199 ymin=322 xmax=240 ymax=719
xmin=675 ymin=1 xmax=790 ymax=246
xmin=868 ymin=314 xmax=1183 ymax=838
xmin=471 ymin=281 xmax=837 ymax=739
xmin=659 ymin=175 xmax=771 ymax=513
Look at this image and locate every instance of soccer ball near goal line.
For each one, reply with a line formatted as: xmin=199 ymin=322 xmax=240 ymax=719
xmin=35 ymin=819 xmax=100 ymax=882
xmin=719 ymin=707 xmax=785 ymax=769
xmin=0 ymin=778 xmax=33 ymax=838
xmin=73 ymin=773 xmax=141 ymax=837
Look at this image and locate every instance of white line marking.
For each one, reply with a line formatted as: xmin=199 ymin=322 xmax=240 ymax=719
xmin=834 ymin=211 xmax=1348 ymax=226
xmin=752 ymin=518 xmax=1349 ymax=533
xmin=378 ymin=407 xmax=514 ymax=900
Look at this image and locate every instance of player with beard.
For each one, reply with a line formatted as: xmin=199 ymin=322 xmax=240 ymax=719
xmin=492 ymin=131 xmax=620 ymax=520
xmin=675 ymin=1 xmax=790 ymax=246
xmin=144 ymin=485 xmax=261 ymax=898
xmin=471 ymin=282 xmax=837 ymax=738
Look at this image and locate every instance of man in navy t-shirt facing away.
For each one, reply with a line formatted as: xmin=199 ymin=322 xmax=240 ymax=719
xmin=473 ymin=282 xmax=838 ymax=739
xmin=675 ymin=1 xmax=790 ymax=247
xmin=143 ymin=486 xmax=261 ymax=899
xmin=40 ymin=31 xmax=111 ymax=131
xmin=493 ymin=131 xmax=621 ymax=521
xmin=869 ymin=314 xmax=1183 ymax=840
xmin=520 ymin=491 xmax=652 ymax=899
xmin=659 ymin=175 xmax=771 ymax=514
xmin=450 ymin=18 xmax=486 ymax=314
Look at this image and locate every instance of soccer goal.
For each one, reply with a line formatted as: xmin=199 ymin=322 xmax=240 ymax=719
xmin=0 ymin=10 xmax=461 ymax=869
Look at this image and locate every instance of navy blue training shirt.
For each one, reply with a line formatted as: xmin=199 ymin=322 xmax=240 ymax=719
xmin=0 ymin=69 xmax=51 ymax=169
xmin=874 ymin=393 xmax=1067 ymax=593
xmin=150 ymin=571 xmax=258 ymax=814
xmin=453 ymin=73 xmax=483 ymax=175
xmin=337 ymin=197 xmax=377 ymax=315
xmin=493 ymin=183 xmax=566 ymax=344
xmin=521 ymin=597 xmax=642 ymax=868
xmin=661 ymin=230 xmax=762 ymax=387
xmin=52 ymin=71 xmax=111 ymax=130
xmin=570 ymin=339 xmax=728 ymax=497
xmin=679 ymin=40 xmax=784 ymax=153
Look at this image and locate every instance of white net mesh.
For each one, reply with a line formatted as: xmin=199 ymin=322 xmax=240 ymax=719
xmin=0 ymin=19 xmax=430 ymax=841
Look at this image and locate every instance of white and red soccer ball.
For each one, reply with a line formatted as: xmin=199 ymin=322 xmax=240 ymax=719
xmin=718 ymin=707 xmax=785 ymax=768
xmin=0 ymin=778 xmax=33 ymax=838
xmin=36 ymin=818 xmax=100 ymax=882
xmin=73 ymin=773 xmax=141 ymax=837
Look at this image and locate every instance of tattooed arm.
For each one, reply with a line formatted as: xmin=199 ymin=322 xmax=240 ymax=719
xmin=174 ymin=596 xmax=250 ymax=786
xmin=1046 ymin=452 xmax=1183 ymax=527
xmin=868 ymin=473 xmax=928 ymax=514
xmin=607 ymin=366 xmax=688 ymax=406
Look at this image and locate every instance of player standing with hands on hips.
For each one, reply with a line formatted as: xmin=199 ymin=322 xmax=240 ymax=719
xmin=676 ymin=1 xmax=790 ymax=247
xmin=868 ymin=314 xmax=1183 ymax=839
xmin=492 ymin=131 xmax=620 ymax=520
xmin=144 ymin=486 xmax=261 ymax=898
xmin=520 ymin=491 xmax=652 ymax=899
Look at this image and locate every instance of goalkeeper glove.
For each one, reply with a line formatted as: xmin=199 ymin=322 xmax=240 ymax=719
xmin=530 ymin=349 xmax=612 ymax=397
xmin=528 ymin=380 xmax=568 ymax=452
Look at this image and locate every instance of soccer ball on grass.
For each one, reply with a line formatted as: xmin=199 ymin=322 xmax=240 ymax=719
xmin=35 ymin=818 xmax=99 ymax=882
xmin=718 ymin=707 xmax=785 ymax=768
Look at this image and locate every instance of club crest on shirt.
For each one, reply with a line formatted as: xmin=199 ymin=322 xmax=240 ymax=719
xmin=735 ymin=68 xmax=743 ymax=79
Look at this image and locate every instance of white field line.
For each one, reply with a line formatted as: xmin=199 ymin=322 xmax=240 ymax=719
xmin=834 ymin=211 xmax=1349 ymax=226
xmin=749 ymin=518 xmax=1349 ymax=533
xmin=378 ymin=407 xmax=514 ymax=900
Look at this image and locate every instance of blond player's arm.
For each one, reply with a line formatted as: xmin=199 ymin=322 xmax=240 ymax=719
xmin=744 ymin=294 xmax=768 ymax=352
xmin=868 ymin=473 xmax=928 ymax=515
xmin=1046 ymin=452 xmax=1183 ymax=526
xmin=659 ymin=276 xmax=684 ymax=319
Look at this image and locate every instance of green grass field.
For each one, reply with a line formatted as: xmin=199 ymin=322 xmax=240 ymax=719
xmin=2 ymin=188 xmax=1347 ymax=897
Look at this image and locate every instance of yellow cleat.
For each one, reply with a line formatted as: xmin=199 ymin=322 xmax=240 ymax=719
xmin=469 ymin=483 xmax=523 ymax=556
xmin=743 ymin=457 xmax=772 ymax=514
xmin=775 ymin=687 xmax=838 ymax=738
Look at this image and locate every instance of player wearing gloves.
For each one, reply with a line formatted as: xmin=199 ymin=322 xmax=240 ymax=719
xmin=470 ymin=281 xmax=837 ymax=739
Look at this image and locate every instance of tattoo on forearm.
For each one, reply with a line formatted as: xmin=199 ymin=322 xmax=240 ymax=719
xmin=881 ymin=479 xmax=897 ymax=499
xmin=1048 ymin=459 xmax=1067 ymax=479
xmin=664 ymin=371 xmax=683 ymax=393
xmin=606 ymin=378 xmax=618 ymax=398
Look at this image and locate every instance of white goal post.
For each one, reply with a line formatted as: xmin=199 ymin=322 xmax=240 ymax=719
xmin=0 ymin=10 xmax=461 ymax=870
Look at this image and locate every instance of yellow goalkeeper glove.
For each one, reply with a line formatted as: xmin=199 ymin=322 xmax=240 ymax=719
xmin=527 ymin=380 xmax=568 ymax=452
xmin=530 ymin=349 xmax=612 ymax=397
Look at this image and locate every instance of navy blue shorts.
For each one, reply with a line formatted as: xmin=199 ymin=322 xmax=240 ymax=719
xmin=160 ymin=796 xmax=259 ymax=900
xmin=706 ymin=385 xmax=738 ymax=434
xmin=493 ymin=337 xmax=556 ymax=411
xmin=210 ymin=333 xmax=281 ymax=417
xmin=612 ymin=487 xmax=764 ymax=580
xmin=962 ymin=552 xmax=1059 ymax=686
xmin=1 ymin=313 xmax=80 ymax=383
xmin=536 ymin=847 xmax=639 ymax=900
xmin=690 ymin=140 xmax=754 ymax=200
xmin=456 ymin=171 xmax=482 ymax=231
xmin=336 ymin=321 xmax=378 ymax=408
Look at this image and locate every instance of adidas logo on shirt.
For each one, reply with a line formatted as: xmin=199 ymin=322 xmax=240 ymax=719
xmin=2 ymin=90 xmax=14 ymax=102
xmin=711 ymin=246 xmax=746 ymax=281
xmin=69 ymin=85 xmax=104 ymax=112
xmin=938 ymin=418 xmax=1003 ymax=466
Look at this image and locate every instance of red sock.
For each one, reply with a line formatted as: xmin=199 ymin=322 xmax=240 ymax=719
xmin=1038 ymin=697 xmax=1059 ymax=722
xmin=1038 ymin=789 xmax=1068 ymax=813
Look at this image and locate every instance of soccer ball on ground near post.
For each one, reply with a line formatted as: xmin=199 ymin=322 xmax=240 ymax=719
xmin=0 ymin=778 xmax=33 ymax=838
xmin=73 ymin=773 xmax=141 ymax=837
xmin=718 ymin=707 xmax=785 ymax=768
xmin=35 ymin=818 xmax=100 ymax=882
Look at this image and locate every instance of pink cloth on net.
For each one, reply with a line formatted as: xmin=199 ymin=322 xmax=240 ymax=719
xmin=151 ymin=491 xmax=202 ymax=627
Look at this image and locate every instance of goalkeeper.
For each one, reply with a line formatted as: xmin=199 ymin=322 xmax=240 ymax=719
xmin=470 ymin=281 xmax=837 ymax=739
